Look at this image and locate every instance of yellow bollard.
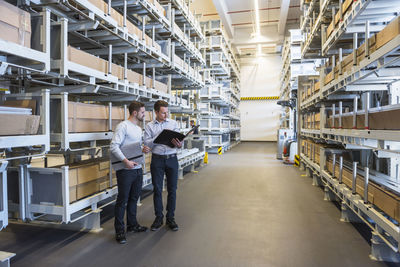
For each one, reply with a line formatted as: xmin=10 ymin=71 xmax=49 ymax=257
xmin=204 ymin=152 xmax=208 ymax=164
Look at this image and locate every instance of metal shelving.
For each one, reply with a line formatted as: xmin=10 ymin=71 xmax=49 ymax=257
xmin=322 ymin=0 xmax=400 ymax=55
xmin=0 ymin=90 xmax=50 ymax=153
xmin=0 ymin=161 xmax=8 ymax=230
xmin=298 ymin=0 xmax=400 ymax=258
xmin=0 ymin=0 xmax=207 ymax=232
xmin=197 ymin=20 xmax=241 ymax=153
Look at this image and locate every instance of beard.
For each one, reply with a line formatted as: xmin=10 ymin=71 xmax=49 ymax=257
xmin=136 ymin=115 xmax=144 ymax=121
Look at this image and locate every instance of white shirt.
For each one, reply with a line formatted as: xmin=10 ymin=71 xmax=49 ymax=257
xmin=110 ymin=120 xmax=142 ymax=169
xmin=144 ymin=118 xmax=180 ymax=155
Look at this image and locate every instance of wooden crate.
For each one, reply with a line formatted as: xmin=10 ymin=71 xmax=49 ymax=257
xmin=376 ymin=16 xmax=400 ymax=49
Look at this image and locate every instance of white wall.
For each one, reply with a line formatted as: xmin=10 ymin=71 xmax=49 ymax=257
xmin=240 ymin=55 xmax=282 ymax=141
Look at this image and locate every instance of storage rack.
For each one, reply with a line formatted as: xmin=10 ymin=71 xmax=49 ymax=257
xmin=199 ymin=20 xmax=241 ymax=153
xmin=278 ymin=29 xmax=321 ymax=159
xmin=0 ymin=0 xmax=206 ymax=231
xmin=298 ymin=0 xmax=400 ymax=260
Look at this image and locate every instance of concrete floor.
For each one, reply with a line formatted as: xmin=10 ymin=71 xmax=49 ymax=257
xmin=0 ymin=142 xmax=395 ymax=267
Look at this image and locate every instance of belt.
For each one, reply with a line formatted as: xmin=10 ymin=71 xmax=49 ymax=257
xmin=152 ymin=153 xmax=177 ymax=159
xmin=117 ymin=168 xmax=142 ymax=172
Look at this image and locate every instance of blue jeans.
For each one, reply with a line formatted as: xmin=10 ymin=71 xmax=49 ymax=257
xmin=114 ymin=168 xmax=143 ymax=234
xmin=151 ymin=155 xmax=179 ymax=219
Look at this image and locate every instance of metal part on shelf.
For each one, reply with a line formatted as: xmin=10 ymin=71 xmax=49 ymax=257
xmin=0 ymin=161 xmax=8 ymax=231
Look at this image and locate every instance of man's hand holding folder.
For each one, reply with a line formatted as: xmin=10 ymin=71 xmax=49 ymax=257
xmin=154 ymin=125 xmax=199 ymax=148
xmin=171 ymin=138 xmax=182 ymax=148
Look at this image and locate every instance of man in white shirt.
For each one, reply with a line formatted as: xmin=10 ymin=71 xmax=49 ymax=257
xmin=144 ymin=100 xmax=182 ymax=231
xmin=110 ymin=101 xmax=151 ymax=244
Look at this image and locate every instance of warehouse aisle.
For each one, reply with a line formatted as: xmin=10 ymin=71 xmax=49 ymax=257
xmin=0 ymin=142 xmax=392 ymax=267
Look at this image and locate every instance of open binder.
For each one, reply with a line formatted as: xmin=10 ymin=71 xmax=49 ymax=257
xmin=154 ymin=125 xmax=200 ymax=148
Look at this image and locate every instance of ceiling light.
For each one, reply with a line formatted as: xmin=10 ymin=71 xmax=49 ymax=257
xmin=254 ymin=0 xmax=261 ymax=37
xmin=257 ymin=44 xmax=262 ymax=55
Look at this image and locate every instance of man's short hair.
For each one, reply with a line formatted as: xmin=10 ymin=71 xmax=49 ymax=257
xmin=190 ymin=120 xmax=195 ymax=123
xmin=128 ymin=101 xmax=144 ymax=115
xmin=154 ymin=100 xmax=168 ymax=112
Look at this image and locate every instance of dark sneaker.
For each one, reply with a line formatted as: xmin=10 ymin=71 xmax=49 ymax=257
xmin=166 ymin=218 xmax=179 ymax=231
xmin=150 ymin=217 xmax=163 ymax=231
xmin=127 ymin=224 xmax=148 ymax=233
xmin=116 ymin=233 xmax=127 ymax=244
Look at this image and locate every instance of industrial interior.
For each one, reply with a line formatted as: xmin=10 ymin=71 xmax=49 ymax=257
xmin=1 ymin=0 xmax=400 ymax=266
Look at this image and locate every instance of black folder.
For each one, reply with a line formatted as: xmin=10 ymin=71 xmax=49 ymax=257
xmin=154 ymin=125 xmax=200 ymax=148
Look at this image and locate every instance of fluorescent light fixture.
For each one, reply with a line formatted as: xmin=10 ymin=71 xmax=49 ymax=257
xmin=254 ymin=0 xmax=261 ymax=37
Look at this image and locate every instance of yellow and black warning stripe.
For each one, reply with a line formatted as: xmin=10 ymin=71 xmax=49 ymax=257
xmin=294 ymin=154 xmax=300 ymax=167
xmin=218 ymin=146 xmax=223 ymax=155
xmin=240 ymin=96 xmax=280 ymax=101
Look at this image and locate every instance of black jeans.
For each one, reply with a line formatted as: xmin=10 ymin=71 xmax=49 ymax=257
xmin=114 ymin=168 xmax=143 ymax=234
xmin=151 ymin=155 xmax=179 ymax=219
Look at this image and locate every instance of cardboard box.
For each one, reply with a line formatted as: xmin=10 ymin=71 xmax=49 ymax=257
xmin=342 ymin=0 xmax=353 ymax=15
xmin=2 ymin=100 xmax=37 ymax=114
xmin=327 ymin=159 xmax=400 ymax=221
xmin=307 ymin=87 xmax=311 ymax=97
xmin=327 ymin=21 xmax=334 ymax=38
xmin=376 ymin=16 xmax=400 ymax=49
xmin=87 ymin=0 xmax=107 ymax=13
xmin=324 ymin=71 xmax=334 ymax=85
xmin=0 ymin=113 xmax=40 ymax=135
xmin=76 ymin=176 xmax=109 ymax=200
xmin=127 ymin=69 xmax=143 ymax=85
xmin=111 ymin=106 xmax=125 ymax=120
xmin=327 ymin=108 xmax=400 ymax=130
xmin=66 ymin=159 xmax=110 ymax=187
xmin=356 ymin=35 xmax=376 ymax=65
xmin=154 ymin=80 xmax=168 ymax=93
xmin=66 ymin=102 xmax=124 ymax=133
xmin=70 ymin=186 xmax=77 ymax=203
xmin=87 ymin=0 xmax=124 ymax=28
xmin=315 ymin=113 xmax=320 ymax=122
xmin=340 ymin=52 xmax=354 ymax=73
xmin=127 ymin=21 xmax=142 ymax=39
xmin=68 ymin=46 xmax=107 ymax=74
xmin=0 ymin=0 xmax=31 ymax=48
xmin=109 ymin=63 xmax=125 ymax=80
xmin=70 ymin=46 xmax=130 ymax=81
xmin=334 ymin=11 xmax=340 ymax=26
xmin=145 ymin=76 xmax=154 ymax=88
xmin=110 ymin=8 xmax=123 ymax=27
xmin=76 ymin=162 xmax=109 ymax=184
xmin=314 ymin=81 xmax=320 ymax=93
xmin=145 ymin=111 xmax=153 ymax=122
xmin=154 ymin=0 xmax=166 ymax=16
xmin=30 ymin=155 xmax=66 ymax=168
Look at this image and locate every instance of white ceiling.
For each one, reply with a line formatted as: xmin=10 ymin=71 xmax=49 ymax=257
xmin=191 ymin=0 xmax=301 ymax=56
xmin=228 ymin=0 xmax=301 ymax=28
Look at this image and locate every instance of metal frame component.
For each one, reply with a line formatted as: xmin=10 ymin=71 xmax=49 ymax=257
xmin=0 ymin=161 xmax=8 ymax=230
